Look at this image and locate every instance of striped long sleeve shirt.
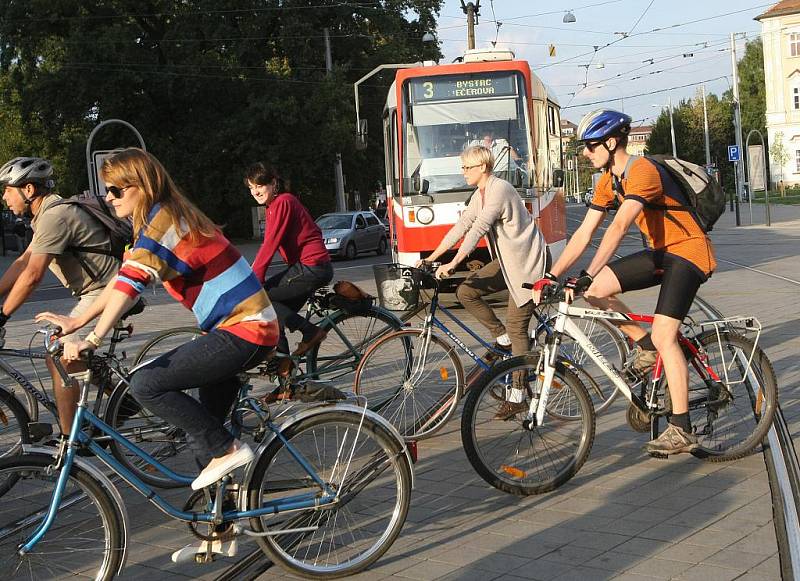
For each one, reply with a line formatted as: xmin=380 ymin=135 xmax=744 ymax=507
xmin=114 ymin=204 xmax=279 ymax=347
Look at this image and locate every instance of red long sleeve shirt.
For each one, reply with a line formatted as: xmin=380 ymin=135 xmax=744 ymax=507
xmin=251 ymin=193 xmax=330 ymax=282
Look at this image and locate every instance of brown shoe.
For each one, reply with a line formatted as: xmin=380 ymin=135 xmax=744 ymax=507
xmin=493 ymin=400 xmax=529 ymax=420
xmin=292 ymin=327 xmax=328 ymax=357
xmin=626 ymin=346 xmax=658 ymax=375
xmin=643 ymin=423 xmax=699 ymax=455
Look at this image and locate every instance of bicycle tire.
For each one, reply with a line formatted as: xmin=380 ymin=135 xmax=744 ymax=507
xmin=0 ymin=367 xmax=39 ymax=423
xmin=305 ymin=307 xmax=402 ymax=386
xmin=133 ymin=326 xmax=204 ymax=367
xmin=461 ymin=354 xmax=596 ymax=496
xmin=247 ymin=410 xmax=412 ymax=578
xmin=0 ymin=453 xmax=124 ymax=580
xmin=687 ymin=331 xmax=778 ymax=462
xmin=354 ymin=329 xmax=464 ymax=440
xmin=534 ymin=314 xmax=628 ymax=414
xmin=104 ymin=378 xmax=191 ymax=489
xmin=0 ymin=386 xmax=31 ymax=461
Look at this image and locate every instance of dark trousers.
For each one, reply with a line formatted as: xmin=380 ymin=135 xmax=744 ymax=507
xmin=129 ymin=330 xmax=271 ymax=465
xmin=264 ymin=262 xmax=333 ymax=352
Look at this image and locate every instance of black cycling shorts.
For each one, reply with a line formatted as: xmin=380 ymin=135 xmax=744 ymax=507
xmin=606 ymin=250 xmax=708 ymax=321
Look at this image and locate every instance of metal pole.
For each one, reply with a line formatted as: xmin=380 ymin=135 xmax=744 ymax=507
xmin=702 ymin=84 xmax=711 ymax=167
xmin=325 ymin=28 xmax=347 ymax=212
xmin=731 ymin=32 xmax=745 ymax=225
xmin=668 ymin=96 xmax=677 ymax=157
xmin=461 ymin=1 xmax=480 ymax=50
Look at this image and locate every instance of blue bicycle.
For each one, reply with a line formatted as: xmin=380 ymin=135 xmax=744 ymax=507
xmin=0 ymin=330 xmax=413 ymax=579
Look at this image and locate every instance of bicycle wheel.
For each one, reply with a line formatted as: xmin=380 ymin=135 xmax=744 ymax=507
xmin=535 ymin=314 xmax=628 ymax=414
xmin=247 ymin=410 xmax=412 ymax=578
xmin=0 ymin=453 xmax=124 ymax=580
xmin=461 ymin=354 xmax=596 ymax=496
xmin=686 ymin=331 xmax=778 ymax=461
xmin=0 ymin=366 xmax=39 ymax=423
xmin=306 ymin=307 xmax=402 ymax=387
xmin=104 ymin=379 xmax=192 ymax=489
xmin=354 ymin=329 xmax=463 ymax=440
xmin=133 ymin=326 xmax=204 ymax=366
xmin=0 ymin=386 xmax=31 ymax=459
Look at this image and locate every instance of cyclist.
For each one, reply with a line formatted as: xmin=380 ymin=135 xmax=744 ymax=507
xmin=532 ymin=109 xmax=716 ymax=455
xmin=421 ymin=145 xmax=549 ymax=418
xmin=0 ymin=157 xmax=119 ymax=436
xmin=55 ymin=148 xmax=278 ymax=490
xmin=246 ymin=162 xmax=332 ymax=357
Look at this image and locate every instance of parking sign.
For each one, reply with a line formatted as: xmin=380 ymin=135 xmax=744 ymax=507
xmin=728 ymin=145 xmax=741 ymax=162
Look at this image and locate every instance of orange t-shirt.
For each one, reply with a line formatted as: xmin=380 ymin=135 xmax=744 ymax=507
xmin=591 ymin=157 xmax=716 ymax=276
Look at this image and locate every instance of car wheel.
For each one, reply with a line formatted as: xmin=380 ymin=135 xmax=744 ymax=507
xmin=345 ymin=242 xmax=357 ymax=260
xmin=376 ymin=237 xmax=387 ymax=256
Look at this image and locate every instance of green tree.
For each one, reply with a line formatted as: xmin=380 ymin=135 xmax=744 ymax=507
xmin=770 ymin=131 xmax=789 ymax=195
xmin=0 ymin=0 xmax=443 ymax=235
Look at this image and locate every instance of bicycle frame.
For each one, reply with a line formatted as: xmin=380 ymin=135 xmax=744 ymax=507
xmin=532 ymin=300 xmax=760 ymax=428
xmin=17 ymin=368 xmax=346 ymax=556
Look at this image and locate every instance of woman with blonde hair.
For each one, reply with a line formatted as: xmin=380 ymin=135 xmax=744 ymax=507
xmin=421 ymin=145 xmax=548 ymax=419
xmin=39 ymin=148 xmax=279 ymax=490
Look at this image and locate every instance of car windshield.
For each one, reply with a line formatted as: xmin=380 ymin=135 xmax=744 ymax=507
xmin=316 ymin=215 xmax=352 ymax=230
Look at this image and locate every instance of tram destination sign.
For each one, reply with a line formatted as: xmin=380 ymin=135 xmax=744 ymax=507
xmin=409 ymin=73 xmax=517 ymax=102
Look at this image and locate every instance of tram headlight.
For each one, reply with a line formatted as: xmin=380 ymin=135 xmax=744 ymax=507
xmin=416 ymin=206 xmax=434 ymax=225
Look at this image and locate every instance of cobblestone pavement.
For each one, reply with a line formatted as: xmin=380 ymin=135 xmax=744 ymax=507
xmin=1 ymin=202 xmax=797 ymax=579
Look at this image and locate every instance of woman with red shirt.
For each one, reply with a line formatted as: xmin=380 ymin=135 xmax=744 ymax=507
xmin=247 ymin=163 xmax=333 ymax=355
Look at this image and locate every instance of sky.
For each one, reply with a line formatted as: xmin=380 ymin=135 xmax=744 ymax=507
xmin=432 ymin=0 xmax=771 ymax=128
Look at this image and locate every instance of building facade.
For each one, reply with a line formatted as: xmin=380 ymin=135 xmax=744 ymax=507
xmin=758 ymin=0 xmax=800 ymax=186
xmin=560 ymin=119 xmax=577 ymax=154
xmin=626 ymin=125 xmax=653 ymax=156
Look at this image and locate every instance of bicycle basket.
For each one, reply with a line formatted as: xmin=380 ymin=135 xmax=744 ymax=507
xmin=373 ymin=263 xmax=424 ymax=311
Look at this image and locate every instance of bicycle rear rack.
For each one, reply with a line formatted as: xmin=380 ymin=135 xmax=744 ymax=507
xmin=696 ymin=316 xmax=763 ymax=388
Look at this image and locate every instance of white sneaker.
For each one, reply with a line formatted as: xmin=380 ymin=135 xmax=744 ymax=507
xmin=171 ymin=538 xmax=238 ymax=564
xmin=191 ymin=444 xmax=254 ymax=490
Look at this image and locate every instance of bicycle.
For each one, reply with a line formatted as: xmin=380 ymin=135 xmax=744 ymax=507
xmin=0 ymin=330 xmax=413 ymax=579
xmin=461 ymin=281 xmax=777 ymax=496
xmin=0 ymin=300 xmax=144 ymax=458
xmin=354 ymin=263 xmax=603 ymax=445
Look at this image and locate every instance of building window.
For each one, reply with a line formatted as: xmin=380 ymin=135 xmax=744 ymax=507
xmin=796 ymin=150 xmax=800 ymax=172
xmin=791 ymin=33 xmax=800 ymax=56
xmin=794 ymin=87 xmax=800 ymax=109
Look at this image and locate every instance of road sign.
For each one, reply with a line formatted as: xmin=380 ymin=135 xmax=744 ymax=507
xmin=728 ymin=145 xmax=741 ymax=162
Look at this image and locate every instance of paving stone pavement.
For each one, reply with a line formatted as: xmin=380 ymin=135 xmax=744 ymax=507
xmin=1 ymin=202 xmax=797 ymax=579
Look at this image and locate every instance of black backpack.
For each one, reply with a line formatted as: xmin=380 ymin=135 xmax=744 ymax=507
xmin=643 ymin=155 xmax=726 ymax=233
xmin=50 ymin=195 xmax=133 ymax=276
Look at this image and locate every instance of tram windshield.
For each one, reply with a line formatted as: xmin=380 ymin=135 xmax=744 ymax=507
xmin=402 ymin=71 xmax=531 ymax=195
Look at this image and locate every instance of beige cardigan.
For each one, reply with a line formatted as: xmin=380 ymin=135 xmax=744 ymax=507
xmin=441 ymin=175 xmax=548 ymax=307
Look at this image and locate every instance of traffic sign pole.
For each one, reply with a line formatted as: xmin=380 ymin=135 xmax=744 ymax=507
xmin=730 ymin=32 xmax=744 ymax=226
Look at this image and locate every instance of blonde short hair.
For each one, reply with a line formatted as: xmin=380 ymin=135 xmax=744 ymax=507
xmin=462 ymin=145 xmax=494 ymax=173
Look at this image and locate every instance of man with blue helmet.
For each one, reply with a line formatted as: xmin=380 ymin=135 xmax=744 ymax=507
xmin=531 ymin=109 xmax=716 ymax=455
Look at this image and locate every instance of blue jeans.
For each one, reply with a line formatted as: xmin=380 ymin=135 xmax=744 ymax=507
xmin=129 ymin=330 xmax=272 ymax=465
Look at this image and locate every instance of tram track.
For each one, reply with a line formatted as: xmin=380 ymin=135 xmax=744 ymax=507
xmin=571 ymin=211 xmax=800 ymax=579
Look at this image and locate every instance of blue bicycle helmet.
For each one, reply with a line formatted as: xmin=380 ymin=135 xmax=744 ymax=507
xmin=576 ymin=109 xmax=632 ymax=142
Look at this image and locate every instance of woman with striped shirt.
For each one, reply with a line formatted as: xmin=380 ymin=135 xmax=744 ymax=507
xmin=54 ymin=148 xmax=279 ymax=490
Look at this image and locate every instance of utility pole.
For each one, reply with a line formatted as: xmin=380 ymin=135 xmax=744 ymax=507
xmin=730 ymin=32 xmax=745 ymax=225
xmin=668 ymin=96 xmax=677 ymax=157
xmin=325 ymin=28 xmax=347 ymax=212
xmin=702 ymin=84 xmax=712 ymax=167
xmin=460 ymin=1 xmax=481 ymax=50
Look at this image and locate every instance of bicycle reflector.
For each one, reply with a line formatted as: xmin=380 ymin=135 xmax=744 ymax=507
xmin=440 ymin=367 xmax=449 ymax=381
xmin=406 ymin=440 xmax=418 ymax=463
xmin=500 ymin=465 xmax=526 ymax=479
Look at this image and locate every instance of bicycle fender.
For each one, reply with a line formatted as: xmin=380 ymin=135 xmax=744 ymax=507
xmin=241 ymin=403 xmax=415 ymax=494
xmin=22 ymin=445 xmax=130 ymax=575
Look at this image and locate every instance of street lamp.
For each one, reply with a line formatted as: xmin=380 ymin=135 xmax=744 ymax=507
xmin=651 ymin=98 xmax=677 ymax=157
xmin=563 ymin=10 xmax=576 ymax=23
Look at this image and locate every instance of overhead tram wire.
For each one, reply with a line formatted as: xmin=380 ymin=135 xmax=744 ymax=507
xmin=562 ymin=75 xmax=727 ymax=109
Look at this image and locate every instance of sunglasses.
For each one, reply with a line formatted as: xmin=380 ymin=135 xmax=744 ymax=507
xmin=106 ymin=185 xmax=133 ymax=198
xmin=582 ymin=141 xmax=605 ymax=153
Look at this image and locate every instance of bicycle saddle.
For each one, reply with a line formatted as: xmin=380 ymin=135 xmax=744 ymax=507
xmin=121 ymin=298 xmax=146 ymax=320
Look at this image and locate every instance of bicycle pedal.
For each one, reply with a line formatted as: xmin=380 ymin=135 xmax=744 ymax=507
xmin=28 ymin=422 xmax=54 ymax=441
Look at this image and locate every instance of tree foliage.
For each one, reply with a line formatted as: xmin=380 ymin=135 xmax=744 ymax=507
xmin=0 ymin=0 xmax=442 ymax=235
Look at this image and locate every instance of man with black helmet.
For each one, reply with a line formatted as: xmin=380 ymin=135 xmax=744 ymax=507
xmin=531 ymin=109 xmax=716 ymax=455
xmin=0 ymin=156 xmax=119 ymax=435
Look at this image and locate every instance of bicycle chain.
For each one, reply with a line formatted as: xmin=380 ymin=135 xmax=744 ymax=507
xmin=182 ymin=489 xmax=237 ymax=542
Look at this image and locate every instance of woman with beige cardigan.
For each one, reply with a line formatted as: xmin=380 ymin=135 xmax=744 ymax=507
xmin=421 ymin=145 xmax=548 ymax=417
